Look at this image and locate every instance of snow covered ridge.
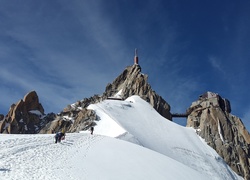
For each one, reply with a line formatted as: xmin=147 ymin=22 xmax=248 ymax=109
xmin=0 ymin=96 xmax=243 ymax=179
xmin=86 ymin=95 xmax=242 ymax=179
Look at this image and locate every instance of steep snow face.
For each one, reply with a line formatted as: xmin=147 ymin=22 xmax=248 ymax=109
xmin=86 ymin=103 xmax=127 ymax=137
xmin=87 ymin=95 xmax=243 ymax=180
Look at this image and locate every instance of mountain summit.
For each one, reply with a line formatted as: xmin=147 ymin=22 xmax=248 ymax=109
xmin=103 ymin=64 xmax=171 ymax=119
xmin=40 ymin=64 xmax=172 ymax=133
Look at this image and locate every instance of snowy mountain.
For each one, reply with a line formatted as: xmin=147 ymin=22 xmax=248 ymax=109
xmin=0 ymin=95 xmax=243 ymax=180
xmin=38 ymin=64 xmax=172 ymax=134
xmin=0 ymin=62 xmax=249 ymax=179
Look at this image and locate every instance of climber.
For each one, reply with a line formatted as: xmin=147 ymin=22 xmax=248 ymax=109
xmin=90 ymin=126 xmax=94 ymax=135
xmin=55 ymin=131 xmax=65 ymax=143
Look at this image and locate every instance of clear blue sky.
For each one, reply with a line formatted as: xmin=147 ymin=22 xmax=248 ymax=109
xmin=1 ymin=0 xmax=250 ymax=131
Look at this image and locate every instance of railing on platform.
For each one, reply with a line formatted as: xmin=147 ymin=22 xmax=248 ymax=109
xmin=171 ymin=113 xmax=188 ymax=118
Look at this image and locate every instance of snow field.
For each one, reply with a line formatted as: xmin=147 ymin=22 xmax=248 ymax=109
xmin=0 ymin=95 xmax=243 ymax=180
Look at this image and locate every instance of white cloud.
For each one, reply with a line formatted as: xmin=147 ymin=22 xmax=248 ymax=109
xmin=0 ymin=1 xmax=134 ymax=114
xmin=208 ymin=56 xmax=226 ymax=75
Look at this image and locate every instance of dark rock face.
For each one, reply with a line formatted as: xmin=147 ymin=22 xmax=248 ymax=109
xmin=0 ymin=91 xmax=55 ymax=134
xmin=0 ymin=114 xmax=4 ymax=121
xmin=187 ymin=92 xmax=250 ymax=179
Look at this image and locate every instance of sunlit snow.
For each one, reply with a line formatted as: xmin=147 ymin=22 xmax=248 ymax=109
xmin=0 ymin=95 xmax=243 ymax=180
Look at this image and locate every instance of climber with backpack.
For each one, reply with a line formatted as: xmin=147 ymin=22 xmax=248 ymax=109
xmin=55 ymin=130 xmax=65 ymax=143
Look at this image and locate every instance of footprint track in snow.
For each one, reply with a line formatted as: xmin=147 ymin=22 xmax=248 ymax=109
xmin=0 ymin=134 xmax=107 ymax=180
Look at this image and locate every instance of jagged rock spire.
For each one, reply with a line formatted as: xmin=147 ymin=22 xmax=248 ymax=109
xmin=103 ymin=65 xmax=171 ymax=120
xmin=0 ymin=91 xmax=54 ymax=134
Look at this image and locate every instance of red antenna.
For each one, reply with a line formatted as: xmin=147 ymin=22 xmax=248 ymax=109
xmin=134 ymin=48 xmax=139 ymax=64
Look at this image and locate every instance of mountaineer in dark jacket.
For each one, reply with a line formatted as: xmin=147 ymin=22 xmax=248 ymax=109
xmin=55 ymin=131 xmax=65 ymax=143
xmin=90 ymin=126 xmax=94 ymax=135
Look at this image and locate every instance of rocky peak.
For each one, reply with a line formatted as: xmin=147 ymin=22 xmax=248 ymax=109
xmin=187 ymin=91 xmax=250 ymax=179
xmin=0 ymin=91 xmax=54 ymax=134
xmin=103 ymin=65 xmax=171 ymax=120
xmin=23 ymin=91 xmax=44 ymax=113
xmin=41 ymin=64 xmax=172 ymax=134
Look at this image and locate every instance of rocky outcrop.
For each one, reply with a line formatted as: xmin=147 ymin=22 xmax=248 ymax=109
xmin=187 ymin=92 xmax=250 ymax=179
xmin=41 ymin=64 xmax=171 ymax=133
xmin=0 ymin=91 xmax=55 ymax=134
xmin=39 ymin=94 xmax=100 ymax=133
xmin=68 ymin=109 xmax=97 ymax=132
xmin=40 ymin=108 xmax=97 ymax=134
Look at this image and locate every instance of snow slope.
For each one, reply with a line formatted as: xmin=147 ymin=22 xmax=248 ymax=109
xmin=0 ymin=95 xmax=243 ymax=180
xmin=87 ymin=95 xmax=242 ymax=180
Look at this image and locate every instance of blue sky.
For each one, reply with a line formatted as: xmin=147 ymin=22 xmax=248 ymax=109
xmin=1 ymin=0 xmax=250 ymax=131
